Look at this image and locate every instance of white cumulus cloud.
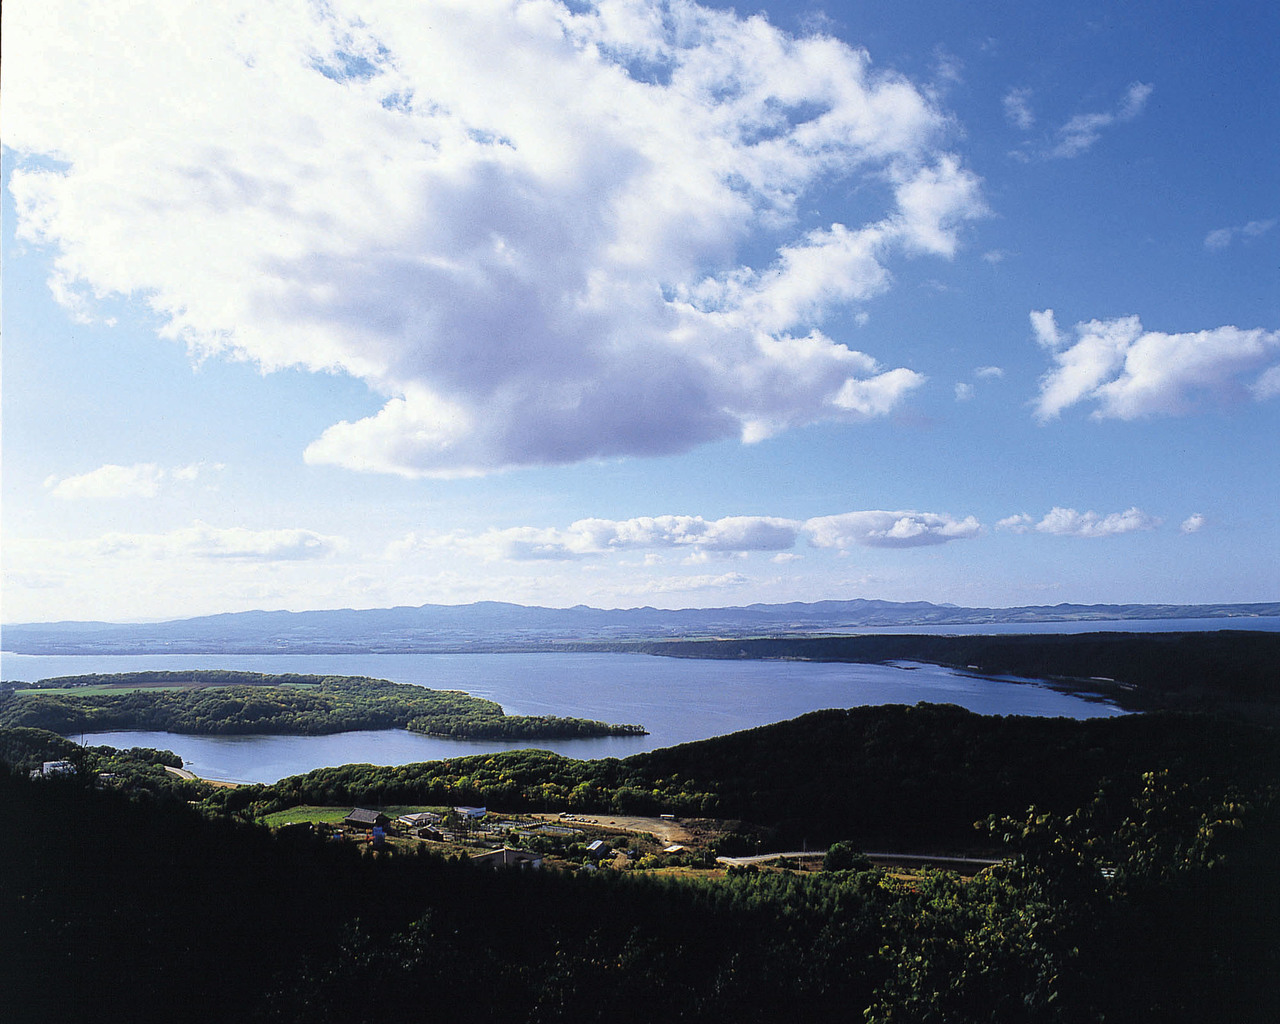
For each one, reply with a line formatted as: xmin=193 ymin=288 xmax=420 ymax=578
xmin=1180 ymin=513 xmax=1206 ymax=534
xmin=396 ymin=507 xmax=983 ymax=561
xmin=803 ymin=510 xmax=981 ymax=549
xmin=1032 ymin=506 xmax=1160 ymax=538
xmin=45 ymin=461 xmax=224 ymax=499
xmin=7 ymin=0 xmax=984 ymax=478
xmin=408 ymin=514 xmax=804 ymax=561
xmin=995 ymin=513 xmax=1034 ymax=533
xmin=1031 ymin=310 xmax=1280 ymax=421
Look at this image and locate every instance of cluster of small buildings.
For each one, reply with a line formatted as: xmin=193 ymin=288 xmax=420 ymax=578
xmin=335 ymin=805 xmax=624 ymax=870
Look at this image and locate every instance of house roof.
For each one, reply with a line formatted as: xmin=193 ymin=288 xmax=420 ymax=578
xmin=471 ymin=847 xmax=542 ymax=868
xmin=345 ymin=808 xmax=386 ymax=825
xmin=397 ymin=812 xmax=439 ymax=825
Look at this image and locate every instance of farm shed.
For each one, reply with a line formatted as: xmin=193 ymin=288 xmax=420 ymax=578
xmin=471 ymin=847 xmax=543 ymax=870
xmin=397 ymin=812 xmax=441 ymax=828
xmin=344 ymin=808 xmax=389 ymax=829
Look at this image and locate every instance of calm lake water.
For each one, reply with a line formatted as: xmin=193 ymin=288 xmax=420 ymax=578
xmin=1 ymin=649 xmax=1131 ymax=784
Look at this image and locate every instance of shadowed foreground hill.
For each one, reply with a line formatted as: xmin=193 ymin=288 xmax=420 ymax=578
xmin=228 ymin=703 xmax=1280 ymax=852
xmin=3 ymin=702 xmax=1279 ymax=1024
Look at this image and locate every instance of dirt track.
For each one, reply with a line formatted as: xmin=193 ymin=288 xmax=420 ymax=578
xmin=529 ymin=813 xmax=694 ymax=845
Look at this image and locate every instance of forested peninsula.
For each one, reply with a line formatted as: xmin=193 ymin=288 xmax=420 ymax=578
xmin=0 ymin=671 xmax=645 ymax=740
xmin=578 ymin=629 xmax=1280 ymax=714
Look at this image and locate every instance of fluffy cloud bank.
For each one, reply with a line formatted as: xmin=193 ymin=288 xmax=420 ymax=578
xmin=1031 ymin=310 xmax=1280 ymax=421
xmin=804 ymin=510 xmax=981 ymax=549
xmin=7 ymin=0 xmax=982 ymax=477
xmin=397 ymin=508 xmax=983 ymax=561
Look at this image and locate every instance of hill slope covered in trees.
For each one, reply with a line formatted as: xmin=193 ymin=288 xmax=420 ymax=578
xmin=0 ymin=671 xmax=645 ymax=739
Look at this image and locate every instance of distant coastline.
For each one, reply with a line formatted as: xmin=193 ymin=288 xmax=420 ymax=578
xmin=4 ymin=598 xmax=1277 ymax=656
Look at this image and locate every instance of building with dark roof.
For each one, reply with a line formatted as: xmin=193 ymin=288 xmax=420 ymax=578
xmin=470 ymin=847 xmax=543 ymax=870
xmin=344 ymin=808 xmax=389 ymax=829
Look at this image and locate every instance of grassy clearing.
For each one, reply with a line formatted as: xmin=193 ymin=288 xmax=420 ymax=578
xmin=18 ymin=685 xmax=192 ymax=696
xmin=18 ymin=680 xmax=321 ymax=696
xmin=261 ymin=806 xmax=353 ymax=827
xmin=260 ymin=804 xmax=445 ymax=827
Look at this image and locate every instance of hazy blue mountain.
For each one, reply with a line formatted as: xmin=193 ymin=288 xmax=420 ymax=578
xmin=3 ymin=599 xmax=1277 ymax=655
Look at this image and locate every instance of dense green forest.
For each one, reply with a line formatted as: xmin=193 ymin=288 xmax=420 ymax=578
xmin=0 ymin=670 xmax=645 ymax=740
xmin=581 ymin=630 xmax=1280 ymax=712
xmin=4 ymin=641 xmax=1278 ymax=1022
xmin=3 ymin=709 xmax=1277 ymax=1023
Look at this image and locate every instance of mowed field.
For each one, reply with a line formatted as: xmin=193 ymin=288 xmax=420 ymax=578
xmin=260 ymin=805 xmax=436 ymax=828
xmin=17 ymin=680 xmax=320 ymax=696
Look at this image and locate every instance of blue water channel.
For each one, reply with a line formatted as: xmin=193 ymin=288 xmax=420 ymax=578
xmin=1 ymin=649 xmax=1132 ymax=783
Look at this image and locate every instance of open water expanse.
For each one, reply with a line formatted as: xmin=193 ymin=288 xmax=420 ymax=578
xmin=0 ymin=649 xmax=1133 ymax=783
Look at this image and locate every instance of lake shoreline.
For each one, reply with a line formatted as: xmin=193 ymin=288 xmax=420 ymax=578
xmin=27 ymin=650 xmax=1126 ymax=784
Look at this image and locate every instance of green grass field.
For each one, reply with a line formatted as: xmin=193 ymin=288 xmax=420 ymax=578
xmin=17 ymin=685 xmax=191 ymax=696
xmin=16 ymin=680 xmax=321 ymax=697
xmin=260 ymin=804 xmax=445 ymax=827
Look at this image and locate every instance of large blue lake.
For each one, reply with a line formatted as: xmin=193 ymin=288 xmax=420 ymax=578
xmin=0 ymin=649 xmax=1134 ymax=784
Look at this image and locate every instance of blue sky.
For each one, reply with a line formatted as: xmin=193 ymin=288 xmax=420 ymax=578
xmin=3 ymin=0 xmax=1277 ymax=623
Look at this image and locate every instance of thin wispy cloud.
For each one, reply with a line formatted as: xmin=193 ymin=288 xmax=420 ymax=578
xmin=8 ymin=0 xmax=984 ymax=479
xmin=954 ymin=364 xmax=1004 ymax=401
xmin=1002 ymin=86 xmax=1035 ymax=130
xmin=94 ymin=522 xmax=345 ymax=562
xmin=1031 ymin=309 xmax=1280 ymax=421
xmin=44 ymin=462 xmax=223 ymax=500
xmin=1010 ymin=82 xmax=1153 ymax=160
xmin=612 ymin=572 xmax=752 ymax=596
xmin=45 ymin=463 xmax=164 ymax=500
xmin=1048 ymin=82 xmax=1153 ymax=158
xmin=1204 ymin=218 xmax=1276 ymax=250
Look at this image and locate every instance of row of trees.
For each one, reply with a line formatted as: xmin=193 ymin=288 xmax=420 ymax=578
xmin=4 ymin=756 xmax=1275 ymax=1023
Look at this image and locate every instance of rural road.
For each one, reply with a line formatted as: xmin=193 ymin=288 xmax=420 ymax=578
xmin=717 ymin=851 xmax=1002 ymax=869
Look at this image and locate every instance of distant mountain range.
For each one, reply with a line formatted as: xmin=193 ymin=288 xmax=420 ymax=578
xmin=4 ymin=599 xmax=1277 ymax=656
